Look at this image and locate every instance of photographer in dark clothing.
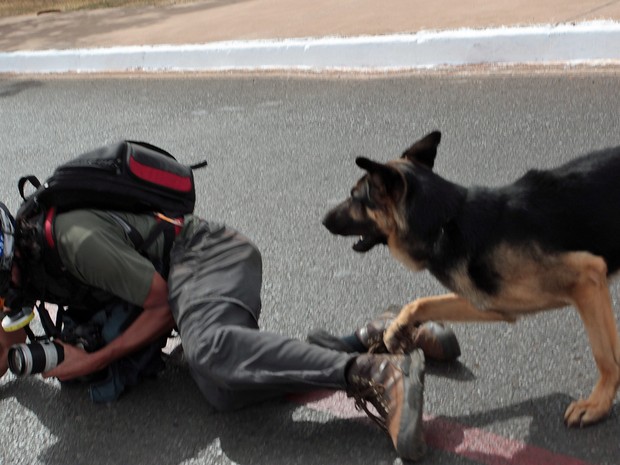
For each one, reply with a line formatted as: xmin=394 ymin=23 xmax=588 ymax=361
xmin=0 ymin=202 xmax=432 ymax=460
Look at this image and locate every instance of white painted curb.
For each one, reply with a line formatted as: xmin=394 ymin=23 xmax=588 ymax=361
xmin=1 ymin=21 xmax=619 ymax=73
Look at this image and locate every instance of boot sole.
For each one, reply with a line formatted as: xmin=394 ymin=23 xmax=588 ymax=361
xmin=395 ymin=349 xmax=427 ymax=461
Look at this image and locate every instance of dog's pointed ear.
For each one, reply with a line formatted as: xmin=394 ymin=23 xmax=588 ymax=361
xmin=401 ymin=130 xmax=441 ymax=169
xmin=356 ymin=157 xmax=404 ymax=202
xmin=356 ymin=156 xmax=383 ymax=173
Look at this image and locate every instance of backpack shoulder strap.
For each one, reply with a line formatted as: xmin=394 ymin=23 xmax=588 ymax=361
xmin=106 ymin=212 xmax=145 ymax=250
xmin=18 ymin=176 xmax=41 ymax=201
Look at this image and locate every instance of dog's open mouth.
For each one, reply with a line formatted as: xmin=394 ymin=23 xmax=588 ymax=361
xmin=353 ymin=234 xmax=387 ymax=252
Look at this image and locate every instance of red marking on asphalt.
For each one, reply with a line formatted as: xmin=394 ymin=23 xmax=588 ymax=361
xmin=288 ymin=390 xmax=594 ymax=465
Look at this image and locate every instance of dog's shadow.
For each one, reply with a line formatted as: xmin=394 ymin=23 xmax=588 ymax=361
xmin=424 ymin=393 xmax=620 ymax=464
xmin=422 ymin=358 xmax=619 ymax=463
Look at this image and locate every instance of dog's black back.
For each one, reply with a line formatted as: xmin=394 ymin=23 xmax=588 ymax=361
xmin=411 ymin=146 xmax=620 ymax=292
xmin=500 ymin=146 xmax=620 ymax=258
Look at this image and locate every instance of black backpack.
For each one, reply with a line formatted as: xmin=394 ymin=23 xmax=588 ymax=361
xmin=13 ymin=140 xmax=207 ymax=403
xmin=16 ymin=140 xmax=207 ymax=283
xmin=17 ymin=140 xmax=207 ymax=226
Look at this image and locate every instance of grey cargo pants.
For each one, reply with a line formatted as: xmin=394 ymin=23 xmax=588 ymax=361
xmin=167 ymin=220 xmax=353 ymax=411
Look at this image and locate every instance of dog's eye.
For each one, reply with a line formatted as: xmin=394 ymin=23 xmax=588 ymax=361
xmin=351 ymin=187 xmax=367 ymax=203
xmin=351 ymin=183 xmax=376 ymax=209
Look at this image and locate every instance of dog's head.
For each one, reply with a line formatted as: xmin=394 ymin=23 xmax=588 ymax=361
xmin=323 ymin=130 xmax=442 ymax=254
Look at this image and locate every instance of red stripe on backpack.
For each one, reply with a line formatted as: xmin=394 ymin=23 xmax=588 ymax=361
xmin=128 ymin=155 xmax=193 ymax=193
xmin=44 ymin=207 xmax=56 ymax=249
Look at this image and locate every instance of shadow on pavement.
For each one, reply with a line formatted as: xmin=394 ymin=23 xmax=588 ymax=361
xmin=425 ymin=393 xmax=620 ymax=465
xmin=0 ymin=80 xmax=43 ymax=98
xmin=2 ymin=362 xmax=619 ymax=465
xmin=1 ymin=363 xmax=396 ymax=465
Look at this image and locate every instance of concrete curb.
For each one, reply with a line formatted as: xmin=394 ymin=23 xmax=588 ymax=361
xmin=1 ymin=21 xmax=619 ymax=73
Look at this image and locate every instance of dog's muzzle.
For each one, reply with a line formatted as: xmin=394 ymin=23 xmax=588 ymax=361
xmin=322 ymin=204 xmax=387 ymax=253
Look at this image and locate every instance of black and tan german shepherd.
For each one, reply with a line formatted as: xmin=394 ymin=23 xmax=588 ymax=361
xmin=323 ymin=131 xmax=620 ymax=428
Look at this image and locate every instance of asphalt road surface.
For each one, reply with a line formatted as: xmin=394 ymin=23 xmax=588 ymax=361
xmin=1 ymin=70 xmax=619 ymax=465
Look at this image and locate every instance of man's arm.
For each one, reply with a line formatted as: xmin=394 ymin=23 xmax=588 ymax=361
xmin=43 ymin=272 xmax=175 ymax=381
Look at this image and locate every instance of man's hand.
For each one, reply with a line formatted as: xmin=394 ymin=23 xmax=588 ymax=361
xmin=42 ymin=340 xmax=104 ymax=381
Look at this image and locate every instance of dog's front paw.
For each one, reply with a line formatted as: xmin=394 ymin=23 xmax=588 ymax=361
xmin=564 ymin=398 xmax=611 ymax=427
xmin=383 ymin=320 xmax=415 ymax=354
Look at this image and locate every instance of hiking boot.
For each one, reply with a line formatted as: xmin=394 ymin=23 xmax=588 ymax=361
xmin=412 ymin=321 xmax=461 ymax=361
xmin=308 ymin=308 xmax=461 ymax=362
xmin=346 ymin=350 xmax=426 ymax=461
xmin=356 ymin=310 xmax=398 ymax=351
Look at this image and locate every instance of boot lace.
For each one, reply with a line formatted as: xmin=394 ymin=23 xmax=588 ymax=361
xmin=348 ymin=380 xmax=389 ymax=433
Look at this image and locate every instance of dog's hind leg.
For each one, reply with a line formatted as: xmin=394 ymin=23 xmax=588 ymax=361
xmin=562 ymin=252 xmax=620 ymax=427
xmin=383 ymin=293 xmax=515 ymax=353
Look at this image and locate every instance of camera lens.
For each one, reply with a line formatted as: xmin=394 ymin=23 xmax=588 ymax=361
xmin=8 ymin=341 xmax=64 ymax=377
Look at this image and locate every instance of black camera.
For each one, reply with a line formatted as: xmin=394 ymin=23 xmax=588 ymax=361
xmin=6 ymin=306 xmax=108 ymax=377
xmin=8 ymin=341 xmax=65 ymax=377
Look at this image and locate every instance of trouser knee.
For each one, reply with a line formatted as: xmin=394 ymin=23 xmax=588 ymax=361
xmin=185 ymin=326 xmax=277 ymax=411
xmin=185 ymin=325 xmax=243 ymax=387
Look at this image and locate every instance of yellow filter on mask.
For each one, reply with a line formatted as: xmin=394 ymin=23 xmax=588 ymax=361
xmin=1 ymin=307 xmax=34 ymax=332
